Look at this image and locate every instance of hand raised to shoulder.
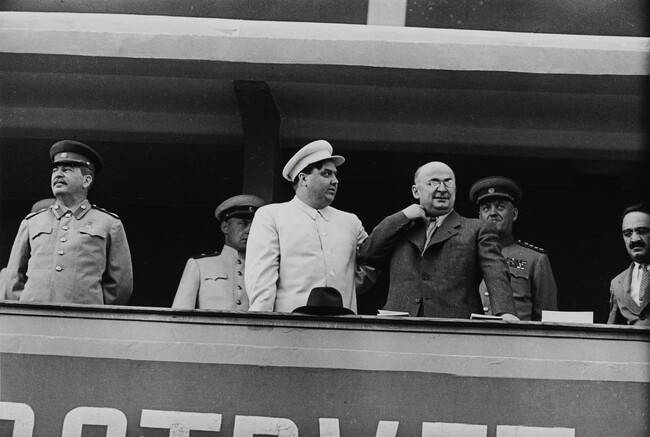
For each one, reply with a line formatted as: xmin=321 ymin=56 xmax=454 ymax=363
xmin=401 ymin=204 xmax=427 ymax=221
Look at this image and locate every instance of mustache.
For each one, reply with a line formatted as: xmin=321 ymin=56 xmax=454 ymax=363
xmin=630 ymin=241 xmax=646 ymax=249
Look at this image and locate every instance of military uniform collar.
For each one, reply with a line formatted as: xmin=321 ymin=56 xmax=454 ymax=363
xmin=292 ymin=196 xmax=332 ymax=221
xmin=501 ymin=235 xmax=516 ymax=247
xmin=221 ymin=244 xmax=242 ymax=260
xmin=52 ymin=199 xmax=91 ymax=220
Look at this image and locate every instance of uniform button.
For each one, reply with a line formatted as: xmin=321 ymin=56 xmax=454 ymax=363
xmin=237 ymin=285 xmax=242 ymax=290
xmin=237 ymin=271 xmax=242 ymax=276
xmin=321 ymin=231 xmax=328 ymax=236
xmin=483 ymin=307 xmax=489 ymax=312
xmin=236 ymin=259 xmax=242 ymax=265
xmin=329 ymin=270 xmax=336 ymax=277
xmin=58 ymin=251 xmax=64 ymax=255
xmin=54 ymin=205 xmax=59 ymax=209
xmin=236 ymin=299 xmax=242 ymax=305
xmin=55 ymin=266 xmax=63 ymax=272
xmin=415 ymin=298 xmax=421 ymax=303
xmin=66 ymin=212 xmax=72 ymax=217
xmin=60 ymin=237 xmax=67 ymax=242
xmin=484 ymin=292 xmax=489 ymax=296
xmin=62 ymin=226 xmax=69 ymax=231
xmin=421 ymin=273 xmax=430 ymax=280
xmin=81 ymin=204 xmax=86 ymax=209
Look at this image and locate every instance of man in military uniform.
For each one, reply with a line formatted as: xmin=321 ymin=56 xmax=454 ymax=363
xmin=4 ymin=140 xmax=133 ymax=305
xmin=469 ymin=176 xmax=557 ymax=321
xmin=172 ymin=194 xmax=264 ymax=310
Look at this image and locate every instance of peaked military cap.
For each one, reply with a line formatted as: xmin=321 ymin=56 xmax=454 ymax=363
xmin=469 ymin=176 xmax=523 ymax=205
xmin=282 ymin=140 xmax=345 ymax=182
xmin=215 ymin=194 xmax=265 ymax=221
xmin=50 ymin=140 xmax=104 ymax=173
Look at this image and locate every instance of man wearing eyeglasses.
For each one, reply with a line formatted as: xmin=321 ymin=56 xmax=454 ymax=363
xmin=608 ymin=203 xmax=650 ymax=325
xmin=358 ymin=161 xmax=518 ymax=320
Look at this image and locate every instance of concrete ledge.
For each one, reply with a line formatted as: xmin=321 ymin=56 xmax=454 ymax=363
xmin=1 ymin=11 xmax=648 ymax=75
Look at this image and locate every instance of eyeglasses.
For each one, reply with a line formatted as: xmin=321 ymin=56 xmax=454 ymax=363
xmin=424 ymin=180 xmax=455 ymax=189
xmin=622 ymin=227 xmax=650 ymax=238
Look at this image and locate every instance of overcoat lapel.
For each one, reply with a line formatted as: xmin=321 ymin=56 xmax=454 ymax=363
xmin=428 ymin=210 xmax=460 ymax=248
xmin=405 ymin=221 xmax=426 ymax=253
xmin=404 ymin=210 xmax=461 ymax=254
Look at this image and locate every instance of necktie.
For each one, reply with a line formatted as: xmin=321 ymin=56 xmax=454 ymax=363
xmin=639 ymin=266 xmax=649 ymax=305
xmin=424 ymin=217 xmax=438 ymax=250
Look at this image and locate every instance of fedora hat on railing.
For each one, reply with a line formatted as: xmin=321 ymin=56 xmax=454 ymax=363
xmin=292 ymin=286 xmax=355 ymax=315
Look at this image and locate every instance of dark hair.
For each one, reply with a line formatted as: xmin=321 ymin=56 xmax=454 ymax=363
xmin=292 ymin=160 xmax=328 ymax=188
xmin=622 ymin=203 xmax=650 ymax=220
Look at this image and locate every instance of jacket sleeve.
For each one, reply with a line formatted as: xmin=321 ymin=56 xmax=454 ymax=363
xmin=102 ymin=219 xmax=133 ymax=305
xmin=357 ymin=211 xmax=412 ymax=268
xmin=4 ymin=219 xmax=31 ymax=300
xmin=607 ymin=280 xmax=623 ymax=324
xmin=245 ymin=207 xmax=281 ymax=311
xmin=478 ymin=221 xmax=516 ymax=316
xmin=531 ymin=254 xmax=558 ymax=320
xmin=172 ymin=258 xmax=200 ymax=309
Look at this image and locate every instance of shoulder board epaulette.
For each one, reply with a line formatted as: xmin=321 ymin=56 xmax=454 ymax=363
xmin=92 ymin=205 xmax=121 ymax=219
xmin=191 ymin=251 xmax=221 ymax=260
xmin=25 ymin=208 xmax=49 ymax=220
xmin=516 ymin=240 xmax=546 ymax=254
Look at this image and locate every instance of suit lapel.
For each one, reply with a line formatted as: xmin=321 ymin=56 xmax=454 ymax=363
xmin=614 ymin=264 xmax=642 ymax=315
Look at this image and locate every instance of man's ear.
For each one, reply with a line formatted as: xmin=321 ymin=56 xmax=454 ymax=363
xmin=220 ymin=220 xmax=229 ymax=234
xmin=82 ymin=175 xmax=93 ymax=189
xmin=513 ymin=207 xmax=519 ymax=222
xmin=411 ymin=184 xmax=420 ymax=200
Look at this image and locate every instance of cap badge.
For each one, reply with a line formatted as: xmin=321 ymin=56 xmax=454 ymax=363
xmin=61 ymin=153 xmax=68 ymax=158
xmin=488 ymin=188 xmax=494 ymax=193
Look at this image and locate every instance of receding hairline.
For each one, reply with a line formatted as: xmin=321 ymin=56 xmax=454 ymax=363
xmin=413 ymin=161 xmax=455 ymax=182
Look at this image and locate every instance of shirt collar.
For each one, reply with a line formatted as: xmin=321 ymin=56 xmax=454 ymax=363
xmin=52 ymin=199 xmax=91 ymax=220
xmin=291 ymin=196 xmax=332 ymax=221
xmin=431 ymin=210 xmax=452 ymax=227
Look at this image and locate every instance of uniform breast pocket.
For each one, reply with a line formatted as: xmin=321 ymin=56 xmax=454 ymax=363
xmin=78 ymin=226 xmax=109 ymax=258
xmin=29 ymin=222 xmax=52 ymax=240
xmin=204 ymin=274 xmax=228 ymax=282
xmin=79 ymin=227 xmax=108 ymax=240
xmin=509 ymin=267 xmax=529 ymax=281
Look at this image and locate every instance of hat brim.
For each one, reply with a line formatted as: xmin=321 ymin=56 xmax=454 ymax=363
xmin=477 ymin=192 xmax=516 ymax=204
xmin=292 ymin=305 xmax=355 ymax=316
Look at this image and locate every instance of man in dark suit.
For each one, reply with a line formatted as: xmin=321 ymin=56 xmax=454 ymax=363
xmin=358 ymin=161 xmax=518 ymax=320
xmin=608 ymin=203 xmax=650 ymax=326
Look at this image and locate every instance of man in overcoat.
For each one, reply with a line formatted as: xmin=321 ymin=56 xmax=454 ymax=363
xmin=358 ymin=161 xmax=518 ymax=320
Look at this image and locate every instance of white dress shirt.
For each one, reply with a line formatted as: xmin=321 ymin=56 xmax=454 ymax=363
xmin=630 ymin=262 xmax=649 ymax=305
xmin=245 ymin=196 xmax=368 ymax=313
